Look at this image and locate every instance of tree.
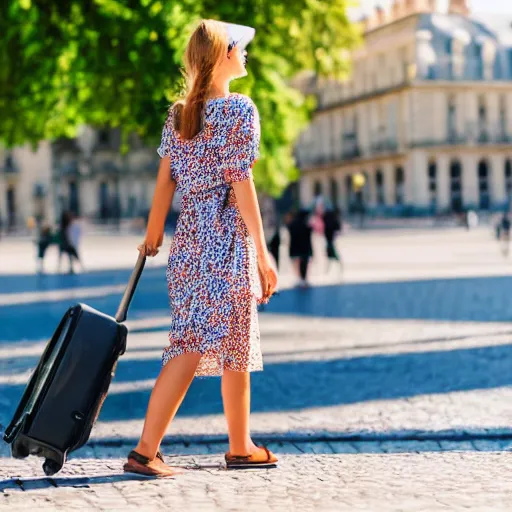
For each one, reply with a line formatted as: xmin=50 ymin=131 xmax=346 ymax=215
xmin=0 ymin=0 xmax=358 ymax=195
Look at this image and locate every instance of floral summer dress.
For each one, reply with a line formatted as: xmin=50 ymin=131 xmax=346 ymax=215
xmin=157 ymin=93 xmax=263 ymax=377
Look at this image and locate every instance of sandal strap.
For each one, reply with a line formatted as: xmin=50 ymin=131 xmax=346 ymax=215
xmin=226 ymin=445 xmax=272 ymax=462
xmin=128 ymin=450 xmax=151 ymax=466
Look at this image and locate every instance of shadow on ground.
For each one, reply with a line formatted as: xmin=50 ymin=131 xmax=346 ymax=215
xmin=2 ymin=341 xmax=512 ymax=426
xmin=3 ymin=273 xmax=512 ymax=342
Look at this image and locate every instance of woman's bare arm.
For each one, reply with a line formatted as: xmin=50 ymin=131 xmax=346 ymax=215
xmin=231 ymin=179 xmax=267 ymax=256
xmin=139 ymin=157 xmax=176 ymax=256
xmin=231 ymin=178 xmax=278 ymax=300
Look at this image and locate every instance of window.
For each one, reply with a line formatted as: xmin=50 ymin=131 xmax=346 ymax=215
xmin=450 ymin=160 xmax=463 ymax=212
xmin=478 ymin=159 xmax=490 ymax=210
xmin=395 ymin=167 xmax=404 ymax=205
xmin=376 ymin=170 xmax=385 ymax=205
xmin=445 ymin=38 xmax=452 ymax=55
xmin=500 ymin=95 xmax=507 ymax=140
xmin=329 ymin=179 xmax=339 ymax=208
xmin=505 ymin=159 xmax=512 ymax=199
xmin=428 ymin=160 xmax=437 ymax=208
xmin=448 ymin=95 xmax=457 ymax=140
xmin=314 ymin=181 xmax=323 ymax=198
xmin=478 ymin=96 xmax=488 ymax=142
xmin=345 ymin=175 xmax=353 ymax=209
xmin=474 ymin=44 xmax=483 ymax=80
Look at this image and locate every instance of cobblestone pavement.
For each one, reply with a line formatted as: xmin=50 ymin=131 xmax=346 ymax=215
xmin=2 ymin=228 xmax=512 ymax=510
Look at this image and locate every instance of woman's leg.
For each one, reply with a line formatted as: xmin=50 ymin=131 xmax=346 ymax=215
xmin=222 ymin=369 xmax=256 ymax=455
xmin=134 ymin=352 xmax=201 ymax=459
xmin=299 ymin=256 xmax=308 ymax=281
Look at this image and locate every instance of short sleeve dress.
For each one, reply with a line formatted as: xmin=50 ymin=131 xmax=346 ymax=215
xmin=157 ymin=93 xmax=263 ymax=376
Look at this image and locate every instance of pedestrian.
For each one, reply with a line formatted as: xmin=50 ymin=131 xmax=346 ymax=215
xmin=499 ymin=211 xmax=511 ymax=257
xmin=57 ymin=211 xmax=81 ymax=274
xmin=323 ymin=207 xmax=343 ymax=272
xmin=268 ymin=221 xmax=281 ymax=271
xmin=68 ymin=213 xmax=85 ymax=270
xmin=287 ymin=209 xmax=313 ymax=288
xmin=124 ymin=20 xmax=278 ymax=477
xmin=36 ymin=224 xmax=55 ymax=274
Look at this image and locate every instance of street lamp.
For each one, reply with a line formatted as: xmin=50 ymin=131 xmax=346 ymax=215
xmin=352 ymin=172 xmax=366 ymax=192
xmin=352 ymin=172 xmax=366 ymax=228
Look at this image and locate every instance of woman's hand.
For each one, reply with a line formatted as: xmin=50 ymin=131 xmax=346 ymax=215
xmin=257 ymin=251 xmax=278 ymax=302
xmin=138 ymin=231 xmax=163 ymax=257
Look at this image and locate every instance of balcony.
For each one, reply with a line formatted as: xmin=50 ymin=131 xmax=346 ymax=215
xmin=418 ymin=56 xmax=508 ymax=82
xmin=370 ymin=137 xmax=399 ymax=155
xmin=341 ymin=145 xmax=362 ymax=161
xmin=408 ymin=122 xmax=512 ymax=148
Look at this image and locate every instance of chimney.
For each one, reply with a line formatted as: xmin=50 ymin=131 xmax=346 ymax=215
xmin=448 ymin=0 xmax=469 ymax=16
xmin=375 ymin=5 xmax=386 ymax=25
xmin=391 ymin=0 xmax=403 ymax=20
xmin=403 ymin=0 xmax=435 ymax=14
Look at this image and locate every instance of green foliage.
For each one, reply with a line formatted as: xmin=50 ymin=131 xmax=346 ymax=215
xmin=0 ymin=0 xmax=359 ymax=195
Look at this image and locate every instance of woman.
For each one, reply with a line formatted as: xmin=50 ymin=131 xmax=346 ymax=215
xmin=124 ymin=20 xmax=278 ymax=477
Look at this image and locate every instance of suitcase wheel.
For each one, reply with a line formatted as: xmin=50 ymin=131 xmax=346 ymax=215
xmin=11 ymin=440 xmax=29 ymax=459
xmin=43 ymin=459 xmax=62 ymax=476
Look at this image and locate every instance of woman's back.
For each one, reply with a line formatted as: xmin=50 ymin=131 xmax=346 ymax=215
xmin=158 ymin=93 xmax=259 ymax=199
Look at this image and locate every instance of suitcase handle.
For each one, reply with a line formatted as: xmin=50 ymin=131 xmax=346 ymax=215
xmin=115 ymin=253 xmax=146 ymax=323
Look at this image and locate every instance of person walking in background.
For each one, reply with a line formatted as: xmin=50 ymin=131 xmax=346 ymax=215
xmin=323 ymin=207 xmax=343 ymax=272
xmin=287 ymin=209 xmax=313 ymax=288
xmin=499 ymin=211 xmax=511 ymax=257
xmin=68 ymin=213 xmax=85 ymax=270
xmin=57 ymin=211 xmax=81 ymax=274
xmin=268 ymin=220 xmax=281 ymax=271
xmin=124 ymin=20 xmax=278 ymax=477
xmin=36 ymin=224 xmax=55 ymax=275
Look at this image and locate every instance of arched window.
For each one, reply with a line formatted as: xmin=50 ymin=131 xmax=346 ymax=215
xmin=478 ymin=159 xmax=490 ymax=210
xmin=428 ymin=160 xmax=437 ymax=208
xmin=329 ymin=178 xmax=339 ymax=209
xmin=375 ymin=170 xmax=385 ymax=205
xmin=345 ymin=175 xmax=353 ymax=209
xmin=314 ymin=181 xmax=323 ymax=198
xmin=395 ymin=167 xmax=404 ymax=205
xmin=450 ymin=160 xmax=463 ymax=212
xmin=505 ymin=159 xmax=512 ymax=199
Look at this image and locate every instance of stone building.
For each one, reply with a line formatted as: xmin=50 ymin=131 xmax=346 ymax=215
xmin=0 ymin=127 xmax=161 ymax=231
xmin=0 ymin=142 xmax=54 ymax=231
xmin=295 ymin=0 xmax=512 ymax=215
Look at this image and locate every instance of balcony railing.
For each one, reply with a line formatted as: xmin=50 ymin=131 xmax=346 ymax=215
xmin=418 ymin=56 xmax=508 ymax=82
xmin=409 ymin=122 xmax=512 ymax=148
xmin=370 ymin=137 xmax=399 ymax=155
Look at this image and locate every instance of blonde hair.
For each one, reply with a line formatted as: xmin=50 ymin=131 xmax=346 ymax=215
xmin=174 ymin=20 xmax=228 ymax=140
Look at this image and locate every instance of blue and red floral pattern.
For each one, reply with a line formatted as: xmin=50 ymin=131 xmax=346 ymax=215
xmin=157 ymin=93 xmax=263 ymax=376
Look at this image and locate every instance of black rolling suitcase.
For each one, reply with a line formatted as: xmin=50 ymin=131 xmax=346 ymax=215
xmin=3 ymin=254 xmax=146 ymax=476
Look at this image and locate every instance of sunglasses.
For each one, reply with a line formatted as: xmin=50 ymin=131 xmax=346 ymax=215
xmin=227 ymin=40 xmax=248 ymax=65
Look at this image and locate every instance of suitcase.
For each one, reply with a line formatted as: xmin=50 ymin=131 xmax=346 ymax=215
xmin=3 ymin=254 xmax=146 ymax=476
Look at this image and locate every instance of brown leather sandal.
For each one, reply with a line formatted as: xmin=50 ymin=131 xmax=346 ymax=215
xmin=123 ymin=450 xmax=178 ymax=477
xmin=225 ymin=445 xmax=278 ymax=470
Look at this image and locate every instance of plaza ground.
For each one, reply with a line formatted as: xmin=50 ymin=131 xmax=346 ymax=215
xmin=1 ymin=226 xmax=512 ymax=510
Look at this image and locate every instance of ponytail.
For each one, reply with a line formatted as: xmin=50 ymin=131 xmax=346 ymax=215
xmin=175 ymin=20 xmax=227 ymax=140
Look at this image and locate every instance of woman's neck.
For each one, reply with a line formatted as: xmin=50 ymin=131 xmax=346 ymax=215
xmin=208 ymin=80 xmax=230 ymax=100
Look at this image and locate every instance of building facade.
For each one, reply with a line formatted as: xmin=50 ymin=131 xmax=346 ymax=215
xmin=0 ymin=142 xmax=55 ymax=231
xmin=296 ymin=0 xmax=512 ymax=215
xmin=0 ymin=127 xmax=162 ymax=231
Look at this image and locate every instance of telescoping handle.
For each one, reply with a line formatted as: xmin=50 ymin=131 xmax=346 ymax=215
xmin=115 ymin=253 xmax=146 ymax=323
